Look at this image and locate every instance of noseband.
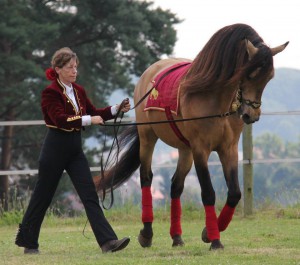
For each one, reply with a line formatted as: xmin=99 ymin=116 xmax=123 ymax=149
xmin=242 ymin=99 xmax=261 ymax=109
xmin=231 ymin=82 xmax=262 ymax=111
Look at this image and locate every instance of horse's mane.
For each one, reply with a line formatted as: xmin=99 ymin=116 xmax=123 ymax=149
xmin=181 ymin=23 xmax=274 ymax=96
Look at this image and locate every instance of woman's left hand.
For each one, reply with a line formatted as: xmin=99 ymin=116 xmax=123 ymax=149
xmin=117 ymin=99 xmax=131 ymax=113
xmin=121 ymin=102 xmax=131 ymax=113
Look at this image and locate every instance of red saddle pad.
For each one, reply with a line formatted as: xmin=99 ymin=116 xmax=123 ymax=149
xmin=144 ymin=62 xmax=191 ymax=115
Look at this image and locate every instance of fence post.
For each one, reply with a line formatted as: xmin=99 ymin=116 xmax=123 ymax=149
xmin=243 ymin=124 xmax=253 ymax=216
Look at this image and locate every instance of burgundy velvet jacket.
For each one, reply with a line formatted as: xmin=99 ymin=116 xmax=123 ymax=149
xmin=41 ymin=79 xmax=114 ymax=132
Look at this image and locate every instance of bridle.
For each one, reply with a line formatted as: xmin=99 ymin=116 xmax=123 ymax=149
xmin=231 ymin=81 xmax=262 ymax=112
xmin=243 ymin=98 xmax=262 ymax=109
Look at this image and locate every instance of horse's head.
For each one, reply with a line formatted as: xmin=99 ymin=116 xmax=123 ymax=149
xmin=237 ymin=40 xmax=289 ymax=124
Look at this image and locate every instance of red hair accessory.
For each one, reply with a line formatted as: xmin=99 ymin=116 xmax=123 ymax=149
xmin=45 ymin=68 xmax=57 ymax=81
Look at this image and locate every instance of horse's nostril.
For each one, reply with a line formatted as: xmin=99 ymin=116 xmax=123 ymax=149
xmin=242 ymin=114 xmax=253 ymax=124
xmin=242 ymin=114 xmax=250 ymax=121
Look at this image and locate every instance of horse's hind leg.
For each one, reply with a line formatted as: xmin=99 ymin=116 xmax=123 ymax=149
xmin=170 ymin=148 xmax=193 ymax=247
xmin=137 ymin=129 xmax=157 ymax=248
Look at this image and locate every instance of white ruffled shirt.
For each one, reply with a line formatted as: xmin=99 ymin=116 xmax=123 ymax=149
xmin=63 ymin=82 xmax=118 ymax=126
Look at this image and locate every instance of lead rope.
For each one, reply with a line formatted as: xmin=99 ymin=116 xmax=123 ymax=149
xmin=97 ymin=68 xmax=238 ymax=209
xmin=97 ymin=63 xmax=239 ymax=211
xmin=99 ymin=98 xmax=129 ymax=210
xmin=96 ymin=64 xmax=190 ymax=209
xmin=82 ymin=99 xmax=128 ymax=239
xmin=132 ymin=62 xmax=191 ymax=111
xmin=83 ymin=66 xmax=239 ymax=238
xmin=100 ymin=111 xmax=236 ymax=127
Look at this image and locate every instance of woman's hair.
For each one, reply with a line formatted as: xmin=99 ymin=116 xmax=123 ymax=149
xmin=51 ymin=47 xmax=79 ymax=68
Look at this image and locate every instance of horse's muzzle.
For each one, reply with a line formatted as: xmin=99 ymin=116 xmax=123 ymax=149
xmin=241 ymin=113 xmax=260 ymax=124
xmin=238 ymin=102 xmax=261 ymax=124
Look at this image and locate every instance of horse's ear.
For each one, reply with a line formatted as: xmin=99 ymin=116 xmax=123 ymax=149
xmin=271 ymin=41 xmax=289 ymax=56
xmin=245 ymin=39 xmax=258 ymax=61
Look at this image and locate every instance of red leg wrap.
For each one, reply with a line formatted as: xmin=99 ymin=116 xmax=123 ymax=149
xmin=218 ymin=204 xmax=235 ymax=232
xmin=170 ymin=198 xmax=182 ymax=237
xmin=141 ymin=186 xmax=153 ymax=223
xmin=204 ymin=205 xmax=220 ymax=241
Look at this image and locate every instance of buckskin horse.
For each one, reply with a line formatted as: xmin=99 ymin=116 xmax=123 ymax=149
xmin=94 ymin=23 xmax=288 ymax=250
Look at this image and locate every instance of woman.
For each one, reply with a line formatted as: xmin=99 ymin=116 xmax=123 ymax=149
xmin=15 ymin=47 xmax=131 ymax=254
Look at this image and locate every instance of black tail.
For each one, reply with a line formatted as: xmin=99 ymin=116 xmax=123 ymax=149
xmin=95 ymin=125 xmax=140 ymax=192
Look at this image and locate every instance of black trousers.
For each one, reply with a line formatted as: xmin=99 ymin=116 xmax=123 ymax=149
xmin=21 ymin=128 xmax=117 ymax=247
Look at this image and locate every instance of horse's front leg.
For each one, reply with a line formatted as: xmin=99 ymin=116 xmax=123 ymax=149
xmin=201 ymin=147 xmax=241 ymax=248
xmin=194 ymin=152 xmax=224 ymax=250
xmin=170 ymin=148 xmax=193 ymax=247
xmin=218 ymin=147 xmax=241 ymax=231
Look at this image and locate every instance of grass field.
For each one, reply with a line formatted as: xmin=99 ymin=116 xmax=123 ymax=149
xmin=0 ymin=207 xmax=299 ymax=265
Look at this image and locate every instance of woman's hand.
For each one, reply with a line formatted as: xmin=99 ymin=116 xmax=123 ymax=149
xmin=91 ymin=116 xmax=104 ymax=125
xmin=117 ymin=99 xmax=131 ymax=113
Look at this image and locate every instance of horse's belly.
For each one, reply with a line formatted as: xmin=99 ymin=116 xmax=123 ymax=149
xmin=145 ymin=111 xmax=189 ymax=149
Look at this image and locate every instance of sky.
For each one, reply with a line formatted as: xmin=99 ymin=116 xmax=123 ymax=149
xmin=149 ymin=0 xmax=300 ymax=70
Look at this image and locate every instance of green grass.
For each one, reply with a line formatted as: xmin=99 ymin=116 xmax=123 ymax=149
xmin=0 ymin=207 xmax=300 ymax=265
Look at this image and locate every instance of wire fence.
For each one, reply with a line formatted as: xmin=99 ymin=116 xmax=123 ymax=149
xmin=1 ymin=111 xmax=300 ymax=176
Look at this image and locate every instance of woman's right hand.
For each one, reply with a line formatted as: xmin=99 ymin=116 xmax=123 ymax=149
xmin=91 ymin=116 xmax=104 ymax=125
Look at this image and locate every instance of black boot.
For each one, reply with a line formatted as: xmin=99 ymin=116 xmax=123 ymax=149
xmin=15 ymin=224 xmax=39 ymax=254
xmin=101 ymin=237 xmax=130 ymax=253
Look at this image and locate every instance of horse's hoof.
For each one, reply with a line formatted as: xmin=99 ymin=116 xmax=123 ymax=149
xmin=138 ymin=231 xmax=152 ymax=248
xmin=201 ymin=227 xmax=211 ymax=243
xmin=172 ymin=235 xmax=185 ymax=247
xmin=209 ymin=239 xmax=224 ymax=250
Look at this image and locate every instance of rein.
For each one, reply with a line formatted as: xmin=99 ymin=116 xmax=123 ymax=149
xmin=98 ymin=99 xmax=236 ymax=209
xmin=133 ymin=62 xmax=191 ymax=110
xmin=97 ymin=78 xmax=261 ymax=209
xmin=100 ymin=111 xmax=237 ymax=127
xmin=98 ymin=65 xmax=262 ymax=208
xmin=99 ymin=99 xmax=128 ymax=210
xmin=102 ymin=61 xmax=238 ymax=128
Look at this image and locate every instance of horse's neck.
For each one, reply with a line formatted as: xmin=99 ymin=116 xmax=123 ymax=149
xmin=215 ymin=85 xmax=239 ymax=112
xmin=201 ymin=85 xmax=238 ymax=113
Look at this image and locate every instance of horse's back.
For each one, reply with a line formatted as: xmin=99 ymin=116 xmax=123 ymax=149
xmin=134 ymin=58 xmax=192 ymax=149
xmin=134 ymin=58 xmax=191 ymax=110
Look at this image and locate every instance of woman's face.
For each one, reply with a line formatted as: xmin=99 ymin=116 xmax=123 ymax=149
xmin=55 ymin=57 xmax=78 ymax=86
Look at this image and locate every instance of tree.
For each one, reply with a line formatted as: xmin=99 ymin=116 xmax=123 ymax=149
xmin=0 ymin=0 xmax=180 ymax=209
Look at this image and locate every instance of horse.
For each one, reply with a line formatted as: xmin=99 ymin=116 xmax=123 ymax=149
xmin=94 ymin=23 xmax=288 ymax=250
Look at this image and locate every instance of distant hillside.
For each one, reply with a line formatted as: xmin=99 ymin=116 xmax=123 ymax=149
xmin=254 ymin=67 xmax=300 ymax=142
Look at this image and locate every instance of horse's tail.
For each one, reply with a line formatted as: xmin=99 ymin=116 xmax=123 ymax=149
xmin=94 ymin=125 xmax=140 ymax=192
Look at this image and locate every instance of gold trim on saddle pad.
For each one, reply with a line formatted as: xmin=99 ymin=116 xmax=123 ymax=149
xmin=150 ymin=87 xmax=159 ymax=100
